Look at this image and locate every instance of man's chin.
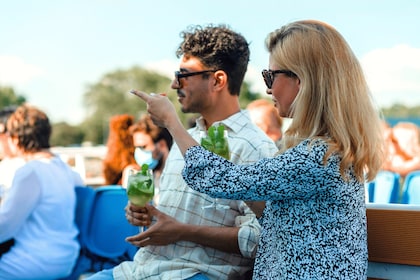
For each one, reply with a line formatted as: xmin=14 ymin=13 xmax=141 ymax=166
xmin=180 ymin=107 xmax=190 ymax=114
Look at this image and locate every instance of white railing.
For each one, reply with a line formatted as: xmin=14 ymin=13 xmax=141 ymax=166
xmin=51 ymin=146 xmax=107 ymax=186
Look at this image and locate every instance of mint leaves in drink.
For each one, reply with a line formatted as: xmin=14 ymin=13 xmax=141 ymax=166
xmin=200 ymin=125 xmax=230 ymax=160
xmin=127 ymin=164 xmax=154 ymax=206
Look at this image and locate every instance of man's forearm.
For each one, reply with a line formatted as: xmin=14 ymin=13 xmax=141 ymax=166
xmin=178 ymin=224 xmax=241 ymax=254
xmin=245 ymin=201 xmax=266 ymax=218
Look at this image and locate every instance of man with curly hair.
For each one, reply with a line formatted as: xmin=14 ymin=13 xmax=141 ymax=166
xmin=88 ymin=24 xmax=277 ymax=280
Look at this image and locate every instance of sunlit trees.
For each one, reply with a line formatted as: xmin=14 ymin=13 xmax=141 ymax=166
xmin=80 ymin=66 xmax=173 ymax=144
xmin=80 ymin=66 xmax=262 ymax=145
xmin=8 ymin=66 xmax=420 ymax=147
xmin=50 ymin=122 xmax=85 ymax=147
xmin=0 ymin=86 xmax=26 ymax=108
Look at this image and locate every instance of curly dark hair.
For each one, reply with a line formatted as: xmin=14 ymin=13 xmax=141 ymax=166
xmin=176 ymin=24 xmax=250 ymax=96
xmin=6 ymin=104 xmax=51 ymax=152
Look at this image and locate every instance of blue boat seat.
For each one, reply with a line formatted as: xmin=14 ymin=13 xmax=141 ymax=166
xmin=401 ymin=171 xmax=420 ymax=204
xmin=59 ymin=185 xmax=139 ymax=280
xmin=367 ymin=170 xmax=401 ymax=203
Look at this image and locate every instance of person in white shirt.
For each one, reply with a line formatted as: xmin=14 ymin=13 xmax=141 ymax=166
xmin=0 ymin=104 xmax=83 ymax=279
xmin=0 ymin=106 xmax=25 ymax=257
xmin=0 ymin=106 xmax=25 ymax=202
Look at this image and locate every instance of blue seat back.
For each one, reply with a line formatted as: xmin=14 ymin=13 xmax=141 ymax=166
xmin=368 ymin=171 xmax=401 ymax=203
xmin=85 ymin=185 xmax=139 ymax=259
xmin=402 ymin=171 xmax=420 ymax=204
xmin=74 ymin=186 xmax=95 ymax=246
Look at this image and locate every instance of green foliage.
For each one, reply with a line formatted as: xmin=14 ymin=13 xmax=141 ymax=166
xmin=78 ymin=116 xmax=106 ymax=146
xmin=79 ymin=66 xmax=268 ymax=145
xmin=0 ymin=86 xmax=26 ymax=108
xmin=239 ymin=81 xmax=260 ymax=109
xmin=2 ymin=67 xmax=267 ymax=146
xmin=381 ymin=103 xmax=420 ymax=118
xmin=51 ymin=122 xmax=84 ymax=146
xmin=80 ymin=66 xmax=172 ymax=144
xmin=12 ymin=65 xmax=420 ymax=148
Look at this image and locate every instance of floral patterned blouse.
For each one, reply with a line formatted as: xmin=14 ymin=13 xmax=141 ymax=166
xmin=183 ymin=139 xmax=367 ymax=279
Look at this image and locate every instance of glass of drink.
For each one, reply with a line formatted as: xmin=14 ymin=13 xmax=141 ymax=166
xmin=126 ymin=164 xmax=154 ymax=231
xmin=200 ymin=124 xmax=231 ymax=210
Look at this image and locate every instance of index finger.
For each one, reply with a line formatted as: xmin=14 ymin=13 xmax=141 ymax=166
xmin=130 ymin=89 xmax=150 ymax=102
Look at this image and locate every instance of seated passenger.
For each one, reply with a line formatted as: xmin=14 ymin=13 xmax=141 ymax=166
xmin=382 ymin=121 xmax=420 ymax=177
xmin=246 ymin=99 xmax=283 ymax=148
xmin=103 ymin=114 xmax=136 ymax=185
xmin=0 ymin=104 xmax=83 ymax=279
xmin=122 ymin=114 xmax=173 ymax=205
xmin=0 ymin=106 xmax=25 ymax=256
xmin=0 ymin=105 xmax=25 ymax=202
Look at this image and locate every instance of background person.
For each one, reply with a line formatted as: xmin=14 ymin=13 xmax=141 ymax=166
xmin=0 ymin=104 xmax=84 ymax=279
xmin=122 ymin=114 xmax=173 ymax=205
xmin=0 ymin=105 xmax=24 ymax=257
xmin=246 ymin=99 xmax=283 ymax=148
xmin=103 ymin=114 xmax=136 ymax=185
xmin=382 ymin=121 xmax=420 ymax=178
xmin=0 ymin=106 xmax=26 ymax=202
xmin=134 ymin=19 xmax=385 ymax=279
xmin=88 ymin=24 xmax=277 ymax=280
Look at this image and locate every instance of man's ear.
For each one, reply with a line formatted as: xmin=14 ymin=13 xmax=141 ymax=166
xmin=156 ymin=138 xmax=168 ymax=151
xmin=213 ymin=70 xmax=227 ymax=90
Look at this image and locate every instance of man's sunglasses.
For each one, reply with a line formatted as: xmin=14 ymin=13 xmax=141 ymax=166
xmin=174 ymin=70 xmax=218 ymax=86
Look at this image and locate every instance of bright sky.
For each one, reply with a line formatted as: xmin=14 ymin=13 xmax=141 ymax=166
xmin=1 ymin=0 xmax=419 ymax=124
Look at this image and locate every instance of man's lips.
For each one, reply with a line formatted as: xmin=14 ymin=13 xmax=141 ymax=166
xmin=177 ymin=90 xmax=186 ymax=98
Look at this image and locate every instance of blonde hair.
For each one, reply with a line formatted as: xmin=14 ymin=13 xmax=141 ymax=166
xmin=265 ymin=20 xmax=384 ymax=182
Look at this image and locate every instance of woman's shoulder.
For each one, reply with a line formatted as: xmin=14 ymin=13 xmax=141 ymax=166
xmin=292 ymin=138 xmax=329 ymax=152
xmin=281 ymin=138 xmax=333 ymax=164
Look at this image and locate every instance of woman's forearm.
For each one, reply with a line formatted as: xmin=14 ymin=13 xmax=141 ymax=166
xmin=166 ymin=116 xmax=199 ymax=156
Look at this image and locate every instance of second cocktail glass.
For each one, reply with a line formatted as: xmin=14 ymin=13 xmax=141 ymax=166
xmin=200 ymin=124 xmax=230 ymax=210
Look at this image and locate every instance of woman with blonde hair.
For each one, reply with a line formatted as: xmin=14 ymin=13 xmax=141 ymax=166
xmin=132 ymin=19 xmax=385 ymax=279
